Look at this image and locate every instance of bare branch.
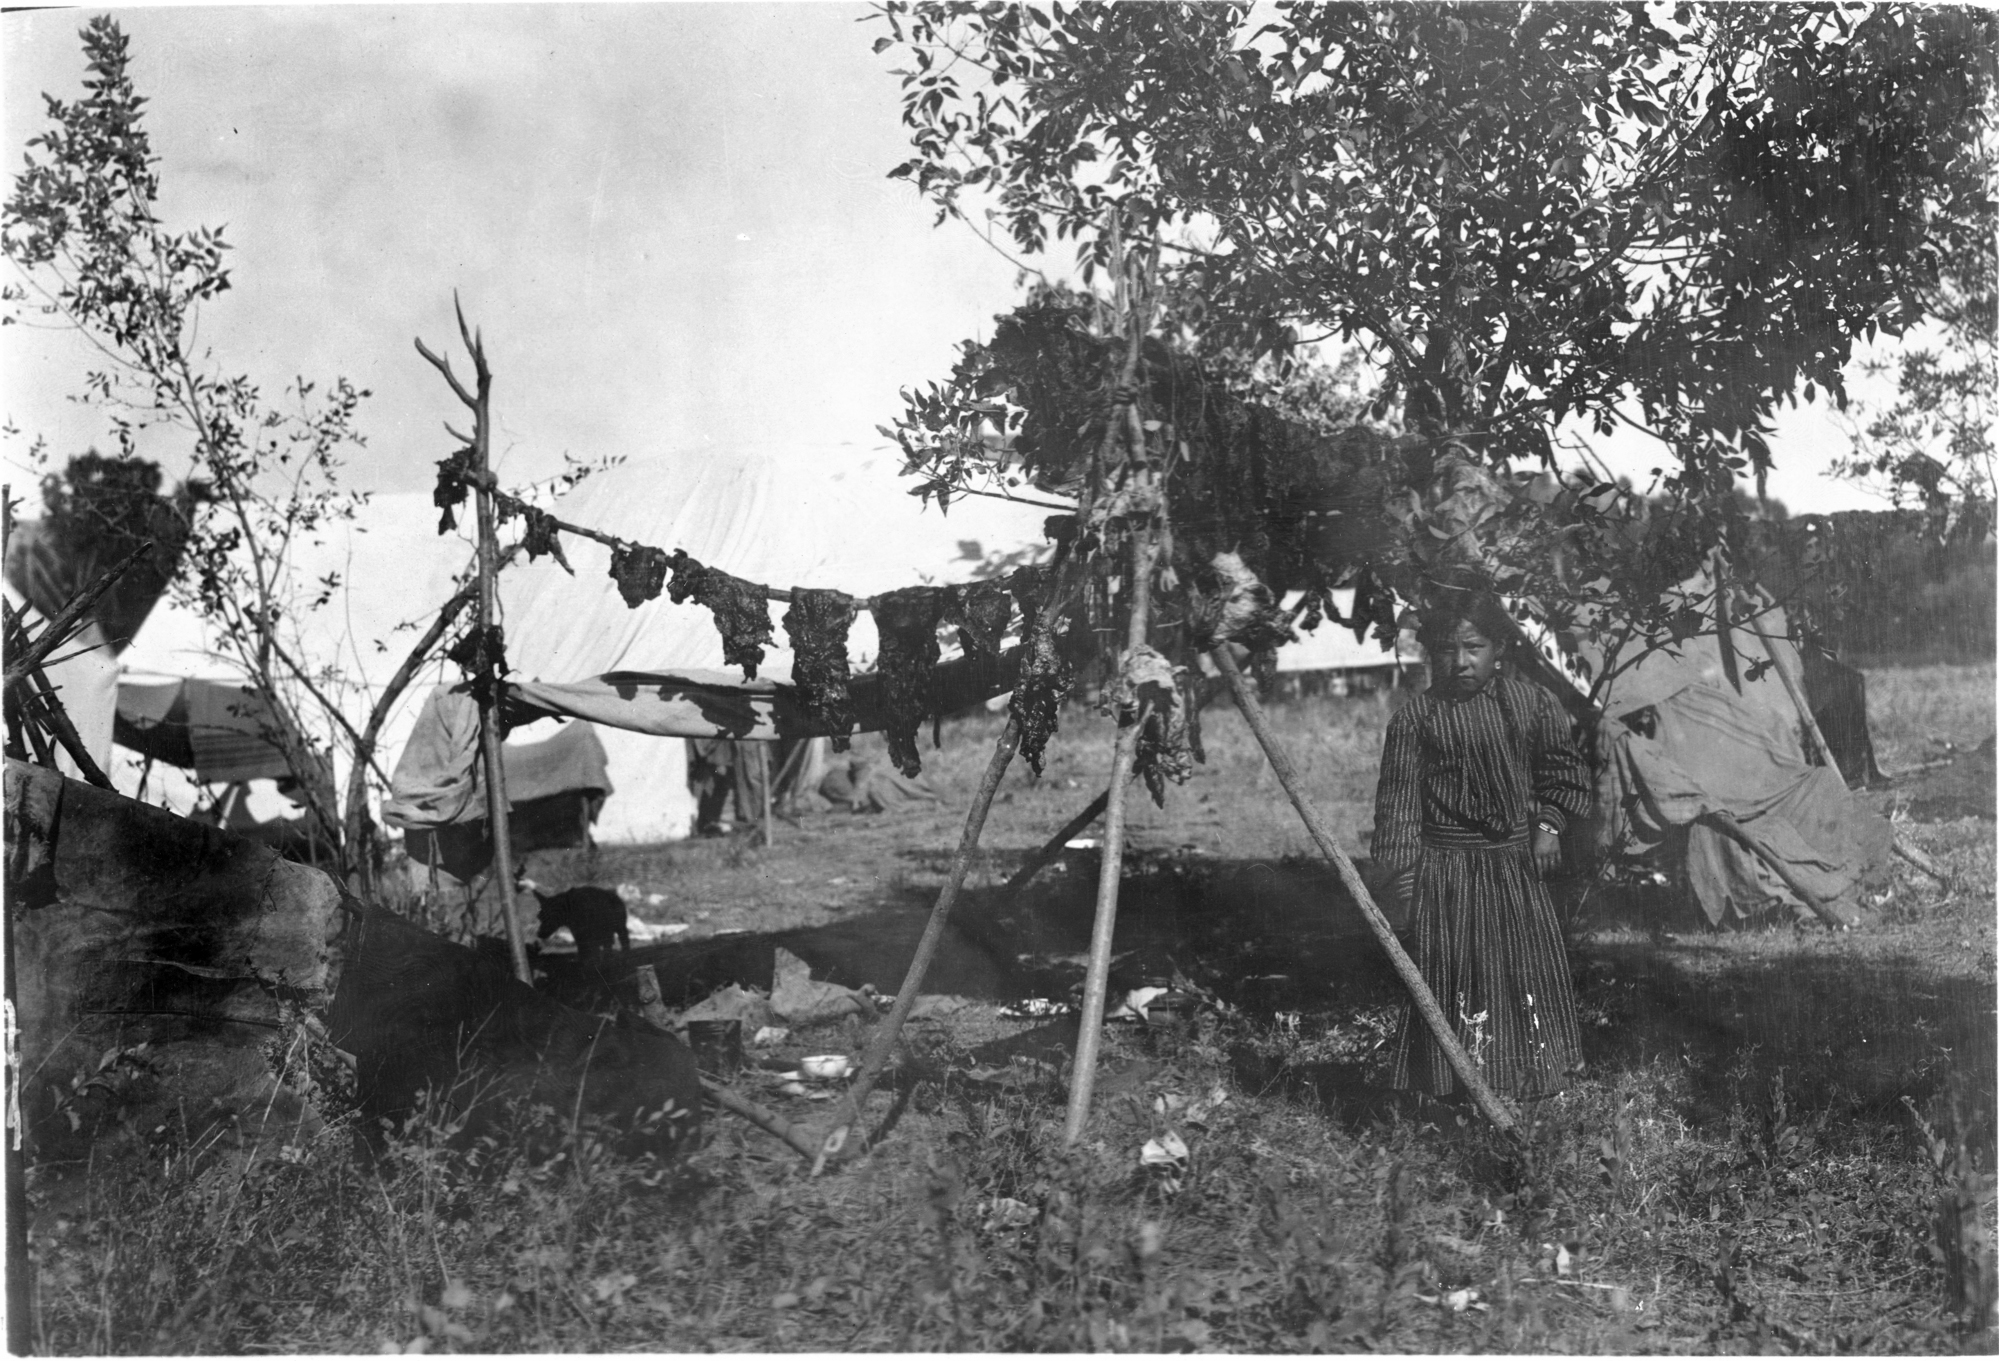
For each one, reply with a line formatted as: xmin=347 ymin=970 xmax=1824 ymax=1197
xmin=414 ymin=336 xmax=477 ymax=411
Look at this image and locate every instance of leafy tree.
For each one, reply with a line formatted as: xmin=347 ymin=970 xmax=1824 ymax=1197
xmin=875 ymin=2 xmax=1996 ymax=660
xmin=1833 ymin=228 xmax=1996 ymax=511
xmin=33 ymin=449 xmax=206 ymax=652
xmin=4 ymin=16 xmax=370 ymax=850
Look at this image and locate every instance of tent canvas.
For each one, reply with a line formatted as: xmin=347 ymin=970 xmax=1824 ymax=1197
xmin=1272 ymin=589 xmax=1423 ymax=676
xmin=114 ymin=671 xmax=305 ymax=784
xmin=482 ymin=445 xmax=1046 ymax=841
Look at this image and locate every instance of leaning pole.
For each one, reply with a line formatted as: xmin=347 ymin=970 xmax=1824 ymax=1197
xmin=1208 ymin=645 xmax=1521 ymax=1140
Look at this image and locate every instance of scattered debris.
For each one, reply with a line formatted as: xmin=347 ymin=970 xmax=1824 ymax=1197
xmin=1139 ymin=1131 xmax=1191 ymax=1192
xmin=908 ymin=994 xmax=980 ymax=1021
xmin=681 ymin=984 xmax=775 ymax=1032
xmin=771 ymin=947 xmax=869 ymax=1026
xmin=1001 ymin=998 xmax=1075 ymax=1019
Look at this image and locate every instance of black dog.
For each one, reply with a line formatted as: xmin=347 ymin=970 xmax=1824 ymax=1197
xmin=518 ymin=878 xmax=630 ymax=955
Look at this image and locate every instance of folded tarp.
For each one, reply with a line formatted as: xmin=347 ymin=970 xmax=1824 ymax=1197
xmin=504 ymin=645 xmax=1022 ymax=743
xmin=387 ymin=694 xmax=618 ymax=881
xmin=384 ymin=689 xmax=615 ymax=832
xmin=1603 ymin=681 xmax=1891 ymax=926
xmin=385 ymin=646 xmax=1020 ymax=838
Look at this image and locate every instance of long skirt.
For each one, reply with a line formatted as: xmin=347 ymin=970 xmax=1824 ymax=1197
xmin=1390 ymin=834 xmax=1583 ymax=1099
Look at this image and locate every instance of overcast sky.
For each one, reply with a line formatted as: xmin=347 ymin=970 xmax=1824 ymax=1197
xmin=3 ymin=3 xmax=1899 ymax=517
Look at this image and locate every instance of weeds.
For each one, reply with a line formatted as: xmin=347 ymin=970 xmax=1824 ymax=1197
xmin=23 ymin=670 xmax=1992 ymax=1352
xmin=22 ymin=1001 xmax=1985 ymax=1353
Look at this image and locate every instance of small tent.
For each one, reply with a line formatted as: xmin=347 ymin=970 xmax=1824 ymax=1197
xmin=1514 ymin=572 xmax=1891 ymax=927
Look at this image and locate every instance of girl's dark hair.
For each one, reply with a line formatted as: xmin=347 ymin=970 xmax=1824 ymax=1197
xmin=1416 ymin=589 xmax=1514 ymax=647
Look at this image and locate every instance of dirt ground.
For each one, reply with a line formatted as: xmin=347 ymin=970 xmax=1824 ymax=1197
xmin=490 ymin=664 xmax=1996 ymax=1135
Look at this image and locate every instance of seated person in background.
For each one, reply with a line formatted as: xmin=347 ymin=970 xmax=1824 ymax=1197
xmin=817 ymin=748 xmax=941 ymax=815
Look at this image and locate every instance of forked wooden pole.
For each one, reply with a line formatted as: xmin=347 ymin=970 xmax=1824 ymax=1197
xmin=420 ymin=300 xmax=532 ymax=985
xmin=1208 ymin=645 xmax=1521 ymax=1140
xmin=1062 ymin=526 xmax=1154 ymax=1146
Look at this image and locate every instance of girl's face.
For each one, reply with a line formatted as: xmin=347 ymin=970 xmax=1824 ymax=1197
xmin=1427 ymin=619 xmax=1499 ymax=696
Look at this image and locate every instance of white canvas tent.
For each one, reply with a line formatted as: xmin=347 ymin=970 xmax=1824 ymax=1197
xmin=119 ymin=444 xmax=1050 ymax=843
xmin=1271 ymin=589 xmax=1422 ymax=681
xmin=488 ymin=444 xmax=1049 ymax=840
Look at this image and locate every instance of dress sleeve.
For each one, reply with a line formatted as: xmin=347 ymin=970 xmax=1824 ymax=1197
xmin=1526 ymin=684 xmax=1592 ymax=831
xmin=1371 ymin=704 xmax=1423 ymax=874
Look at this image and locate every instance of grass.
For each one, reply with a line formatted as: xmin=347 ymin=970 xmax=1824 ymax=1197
xmin=1865 ymin=663 xmax=1996 ymax=769
xmin=22 ymin=666 xmax=1996 ymax=1353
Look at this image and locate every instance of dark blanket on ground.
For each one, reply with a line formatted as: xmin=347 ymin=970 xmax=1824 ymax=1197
xmin=327 ymin=906 xmax=702 ymax=1157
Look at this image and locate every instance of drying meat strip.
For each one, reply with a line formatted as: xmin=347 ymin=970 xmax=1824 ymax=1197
xmin=782 ymin=588 xmax=858 ymax=751
xmin=1006 ymin=566 xmax=1072 ymax=776
xmin=943 ymin=579 xmax=1012 ymax=659
xmin=433 ymin=448 xmax=476 ymax=534
xmin=661 ymin=549 xmax=773 ymax=679
xmin=521 ymin=506 xmax=571 ymax=573
xmin=699 ymin=570 xmax=776 ymax=681
xmin=872 ymin=586 xmax=946 ymax=777
xmin=664 ymin=549 xmax=710 ymax=604
xmin=608 ymin=544 xmax=669 ymax=608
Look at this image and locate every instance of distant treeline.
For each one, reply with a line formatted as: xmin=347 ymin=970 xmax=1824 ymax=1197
xmin=1839 ymin=549 xmax=1994 ymax=665
xmin=1744 ymin=508 xmax=1996 ymax=666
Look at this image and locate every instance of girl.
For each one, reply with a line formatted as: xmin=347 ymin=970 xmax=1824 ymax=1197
xmin=1372 ymin=592 xmax=1592 ymax=1100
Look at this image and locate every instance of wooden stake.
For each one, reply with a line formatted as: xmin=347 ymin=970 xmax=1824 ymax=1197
xmin=769 ymin=737 xmax=810 ymax=818
xmin=808 ymin=560 xmax=1084 ymax=1169
xmin=632 ymin=963 xmax=675 ymax=1031
xmin=701 ymin=1077 xmax=823 ymax=1161
xmin=759 ymin=741 xmax=774 ymax=847
xmin=1063 ymin=524 xmax=1154 ymax=1147
xmin=1892 ymin=834 xmax=1951 ymax=886
xmin=1208 ymin=645 xmax=1522 ymax=1140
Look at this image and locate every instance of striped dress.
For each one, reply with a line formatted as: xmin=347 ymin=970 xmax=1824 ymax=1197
xmin=1372 ymin=674 xmax=1592 ymax=1099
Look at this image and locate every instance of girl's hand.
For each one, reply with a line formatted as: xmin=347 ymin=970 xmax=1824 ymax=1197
xmin=1532 ymin=824 xmax=1561 ymax=878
